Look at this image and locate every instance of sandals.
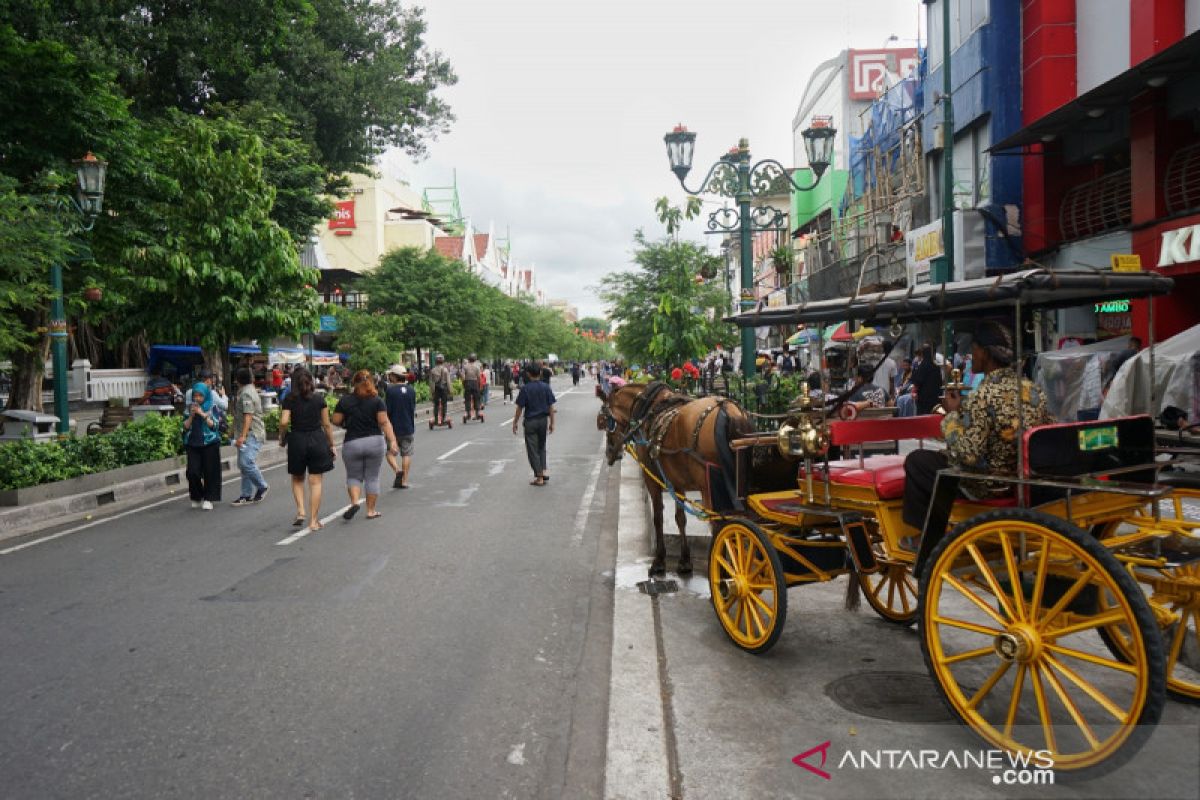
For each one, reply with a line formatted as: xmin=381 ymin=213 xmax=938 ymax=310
xmin=343 ymin=504 xmax=360 ymax=521
xmin=366 ymin=512 xmax=383 ymax=520
xmin=292 ymin=515 xmax=306 ymax=527
xmin=310 ymin=521 xmax=324 ymax=531
xmin=530 ymin=478 xmax=545 ymax=486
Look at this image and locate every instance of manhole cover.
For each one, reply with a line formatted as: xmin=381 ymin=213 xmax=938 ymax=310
xmin=637 ymin=579 xmax=679 ymax=596
xmin=825 ymin=671 xmax=953 ymax=723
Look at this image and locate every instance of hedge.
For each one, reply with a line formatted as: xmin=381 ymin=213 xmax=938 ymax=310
xmin=0 ymin=413 xmax=185 ymax=491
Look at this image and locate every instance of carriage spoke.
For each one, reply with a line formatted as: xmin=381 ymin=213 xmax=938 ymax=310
xmin=722 ymin=541 xmax=739 ymax=576
xmin=1037 ymin=568 xmax=1095 ymax=631
xmin=966 ymin=660 xmax=1011 ymax=710
xmin=1041 ymin=608 xmax=1128 ymax=640
xmin=898 ymin=575 xmax=912 ymax=613
xmin=1045 ymin=654 xmax=1128 ymax=723
xmin=747 ymin=589 xmax=774 ymax=618
xmin=1039 ymin=662 xmax=1100 ymax=749
xmin=932 ymin=615 xmax=1004 ymax=637
xmin=1028 ymin=544 xmax=1051 ymax=615
xmin=1004 ymin=664 xmax=1028 ymax=738
xmin=967 ymin=543 xmax=1018 ymax=622
xmin=998 ymin=533 xmax=1027 ymax=622
xmin=942 ymin=646 xmax=993 ymax=665
xmin=943 ymin=574 xmax=1009 ymax=627
xmin=1029 ymin=662 xmax=1057 ymax=754
xmin=1043 ymin=643 xmax=1140 ymax=675
xmin=714 ymin=553 xmax=738 ymax=578
xmin=887 ymin=574 xmax=897 ymax=611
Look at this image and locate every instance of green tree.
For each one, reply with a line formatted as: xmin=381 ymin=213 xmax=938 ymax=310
xmin=113 ymin=113 xmax=320 ymax=379
xmin=333 ymin=307 xmax=407 ymax=374
xmin=600 ymin=231 xmax=733 ymax=368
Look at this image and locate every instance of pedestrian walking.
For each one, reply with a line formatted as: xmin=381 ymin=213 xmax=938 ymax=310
xmin=278 ymin=368 xmax=336 ymax=529
xmin=182 ymin=381 xmax=222 ymax=510
xmin=230 ymin=367 xmax=269 ymax=506
xmin=384 ymin=366 xmax=416 ymax=489
xmin=428 ymin=354 xmax=451 ymax=425
xmin=501 ymin=362 xmax=514 ymax=404
xmin=333 ymin=369 xmax=399 ymax=520
xmin=571 ymin=362 xmax=580 ymax=386
xmin=512 ymin=362 xmax=556 ymax=486
xmin=480 ymin=363 xmax=491 ymax=409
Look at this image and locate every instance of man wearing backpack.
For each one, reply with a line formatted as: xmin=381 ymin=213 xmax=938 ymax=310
xmin=428 ymin=354 xmax=451 ymax=425
xmin=461 ymin=354 xmax=483 ymax=421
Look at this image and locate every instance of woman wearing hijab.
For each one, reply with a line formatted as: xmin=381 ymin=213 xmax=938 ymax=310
xmin=182 ymin=381 xmax=223 ymax=510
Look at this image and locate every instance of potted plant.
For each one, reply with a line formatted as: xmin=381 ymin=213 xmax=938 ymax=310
xmin=81 ymin=281 xmax=103 ymax=302
xmin=770 ymin=245 xmax=794 ymax=274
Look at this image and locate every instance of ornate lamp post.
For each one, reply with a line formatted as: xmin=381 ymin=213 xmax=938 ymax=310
xmin=51 ymin=152 xmax=107 ymax=434
xmin=663 ymin=121 xmax=835 ymax=379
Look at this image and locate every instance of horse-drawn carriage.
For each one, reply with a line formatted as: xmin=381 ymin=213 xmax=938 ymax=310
xmin=598 ymin=268 xmax=1198 ymax=777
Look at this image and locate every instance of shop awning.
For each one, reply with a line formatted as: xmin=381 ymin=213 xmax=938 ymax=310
xmin=148 ymin=344 xmax=343 ymax=373
xmin=991 ymin=29 xmax=1200 ymax=152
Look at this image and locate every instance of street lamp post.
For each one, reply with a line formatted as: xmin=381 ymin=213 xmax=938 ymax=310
xmin=51 ymin=152 xmax=107 ymax=435
xmin=663 ymin=121 xmax=835 ymax=379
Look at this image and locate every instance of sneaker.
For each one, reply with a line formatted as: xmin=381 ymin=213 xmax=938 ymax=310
xmin=201 ymin=500 xmax=214 ymax=511
xmin=190 ymin=500 xmax=202 ymax=510
xmin=252 ymin=487 xmax=269 ymax=503
xmin=230 ymin=496 xmax=253 ymax=507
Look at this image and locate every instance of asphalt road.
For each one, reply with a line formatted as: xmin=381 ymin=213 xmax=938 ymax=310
xmin=0 ymin=376 xmax=619 ymax=799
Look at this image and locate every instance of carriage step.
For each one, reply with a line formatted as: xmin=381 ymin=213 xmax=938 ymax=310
xmin=843 ymin=520 xmax=879 ymax=575
xmin=637 ymin=579 xmax=679 ymax=596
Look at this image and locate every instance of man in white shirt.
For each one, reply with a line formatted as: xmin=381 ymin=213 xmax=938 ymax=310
xmin=872 ymin=354 xmax=898 ymax=401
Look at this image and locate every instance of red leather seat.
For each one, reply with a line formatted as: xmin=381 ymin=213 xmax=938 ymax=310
xmin=799 ymin=455 xmax=908 ymax=499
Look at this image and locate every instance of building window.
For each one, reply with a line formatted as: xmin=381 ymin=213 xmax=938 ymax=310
xmin=928 ymin=0 xmax=991 ymax=69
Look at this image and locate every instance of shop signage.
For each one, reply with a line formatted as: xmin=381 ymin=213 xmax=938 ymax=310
xmin=904 ymin=211 xmax=985 ymax=286
xmin=1094 ymin=299 xmax=1130 ymax=313
xmin=329 ymin=200 xmax=356 ymax=235
xmin=848 ymin=49 xmax=919 ymax=100
xmin=1110 ymin=254 xmax=1141 ymax=272
xmin=319 ymin=315 xmax=339 ymax=332
xmin=1157 ymin=223 xmax=1200 ymax=267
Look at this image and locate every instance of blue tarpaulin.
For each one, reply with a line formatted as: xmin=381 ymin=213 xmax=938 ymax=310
xmin=148 ymin=344 xmax=343 ymax=375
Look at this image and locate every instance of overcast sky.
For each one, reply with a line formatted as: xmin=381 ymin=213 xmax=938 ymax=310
xmin=394 ymin=0 xmax=922 ymax=320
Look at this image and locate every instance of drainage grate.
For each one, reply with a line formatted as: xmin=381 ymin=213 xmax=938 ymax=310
xmin=637 ymin=579 xmax=679 ymax=596
xmin=825 ymin=671 xmax=953 ymax=723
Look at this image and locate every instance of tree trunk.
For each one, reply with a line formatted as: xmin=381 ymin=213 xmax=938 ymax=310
xmin=203 ymin=342 xmax=229 ymax=393
xmin=5 ymin=308 xmax=50 ymax=412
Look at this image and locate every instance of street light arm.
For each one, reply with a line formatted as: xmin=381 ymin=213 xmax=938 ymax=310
xmin=674 ymin=159 xmax=740 ymax=198
xmin=747 ymin=159 xmax=824 ymax=197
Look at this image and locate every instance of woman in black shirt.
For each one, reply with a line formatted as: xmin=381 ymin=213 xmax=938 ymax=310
xmin=279 ymin=368 xmax=336 ymax=529
xmin=332 ymin=370 xmax=399 ymax=521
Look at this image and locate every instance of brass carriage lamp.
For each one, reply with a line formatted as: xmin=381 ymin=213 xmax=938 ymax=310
xmin=663 ymin=124 xmax=697 ymax=181
xmin=72 ymin=152 xmax=107 ymax=218
xmin=801 ymin=118 xmax=836 ymax=178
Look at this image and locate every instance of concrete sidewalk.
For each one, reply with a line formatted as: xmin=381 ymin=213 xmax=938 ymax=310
xmin=606 ymin=460 xmax=1200 ymax=800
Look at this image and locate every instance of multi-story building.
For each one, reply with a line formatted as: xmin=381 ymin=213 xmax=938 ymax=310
xmin=993 ymin=0 xmax=1200 ymax=342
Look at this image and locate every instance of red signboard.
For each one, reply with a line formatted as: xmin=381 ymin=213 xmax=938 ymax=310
xmin=848 ymin=49 xmax=919 ymax=100
xmin=329 ymin=200 xmax=356 ymax=234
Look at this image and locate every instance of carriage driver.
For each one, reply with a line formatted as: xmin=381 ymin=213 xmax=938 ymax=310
xmin=901 ymin=321 xmax=1054 ymax=533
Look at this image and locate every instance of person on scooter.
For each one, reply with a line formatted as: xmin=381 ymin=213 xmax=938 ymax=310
xmin=461 ymin=354 xmax=483 ymax=421
xmin=428 ymin=354 xmax=451 ymax=425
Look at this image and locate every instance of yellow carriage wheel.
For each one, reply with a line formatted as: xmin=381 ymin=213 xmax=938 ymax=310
xmin=919 ymin=509 xmax=1165 ymax=777
xmin=1098 ymin=487 xmax=1200 ymax=702
xmin=858 ymin=527 xmax=919 ymax=626
xmin=709 ymin=520 xmax=787 ymax=654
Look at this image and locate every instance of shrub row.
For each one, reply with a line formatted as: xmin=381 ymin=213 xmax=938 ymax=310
xmin=0 ymin=414 xmax=185 ymax=491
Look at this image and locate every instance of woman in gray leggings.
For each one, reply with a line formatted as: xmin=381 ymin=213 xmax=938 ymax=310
xmin=332 ymin=370 xmax=399 ymax=520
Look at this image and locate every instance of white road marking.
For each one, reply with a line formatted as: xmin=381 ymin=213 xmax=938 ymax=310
xmin=487 ymin=460 xmax=512 ymax=477
xmin=0 ymin=462 xmax=288 ymax=556
xmin=440 ymin=483 xmax=479 ymax=508
xmin=507 ymin=743 xmax=527 ymax=766
xmin=437 ymin=441 xmax=471 ymax=460
xmin=274 ymin=502 xmax=357 ymax=546
xmin=572 ymin=450 xmax=604 ymax=545
xmin=498 ymin=418 xmax=515 ymax=427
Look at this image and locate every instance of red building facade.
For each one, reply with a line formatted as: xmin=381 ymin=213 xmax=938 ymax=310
xmin=1001 ymin=0 xmax=1200 ymax=342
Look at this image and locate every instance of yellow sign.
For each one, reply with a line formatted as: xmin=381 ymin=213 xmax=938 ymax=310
xmin=913 ymin=229 xmax=943 ymax=263
xmin=1110 ymin=254 xmax=1142 ymax=272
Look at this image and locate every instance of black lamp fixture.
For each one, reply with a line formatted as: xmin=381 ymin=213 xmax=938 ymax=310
xmin=72 ymin=152 xmax=107 ymax=218
xmin=663 ymin=124 xmax=697 ymax=181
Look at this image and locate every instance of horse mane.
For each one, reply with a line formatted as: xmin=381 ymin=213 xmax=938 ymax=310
xmin=628 ymin=381 xmax=691 ymax=426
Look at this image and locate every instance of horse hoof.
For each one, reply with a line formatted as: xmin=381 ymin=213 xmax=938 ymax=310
xmin=648 ymin=564 xmax=667 ymax=578
xmin=677 ymin=561 xmax=694 ymax=576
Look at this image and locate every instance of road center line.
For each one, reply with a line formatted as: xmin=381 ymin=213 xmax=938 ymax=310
xmin=437 ymin=441 xmax=471 ymax=460
xmin=275 ymin=503 xmax=356 ymax=546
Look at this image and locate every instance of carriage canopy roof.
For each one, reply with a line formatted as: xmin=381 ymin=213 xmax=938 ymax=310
xmin=726 ymin=269 xmax=1175 ymax=329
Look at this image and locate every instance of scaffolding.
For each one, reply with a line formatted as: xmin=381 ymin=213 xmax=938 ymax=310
xmin=422 ymin=170 xmax=465 ymax=235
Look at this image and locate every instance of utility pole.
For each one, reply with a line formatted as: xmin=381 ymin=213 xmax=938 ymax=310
xmin=940 ymin=0 xmax=955 ymax=282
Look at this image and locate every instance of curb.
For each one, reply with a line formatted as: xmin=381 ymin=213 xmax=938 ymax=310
xmin=0 ymin=431 xmax=344 ymax=544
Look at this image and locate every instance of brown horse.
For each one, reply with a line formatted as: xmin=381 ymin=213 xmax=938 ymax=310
xmin=597 ymin=381 xmax=753 ymax=576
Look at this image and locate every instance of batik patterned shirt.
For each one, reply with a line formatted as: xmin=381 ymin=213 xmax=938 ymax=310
xmin=941 ymin=367 xmax=1054 ymax=496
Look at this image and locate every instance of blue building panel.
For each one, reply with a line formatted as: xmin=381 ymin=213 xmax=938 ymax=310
xmin=922 ymin=0 xmax=1023 ymax=271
